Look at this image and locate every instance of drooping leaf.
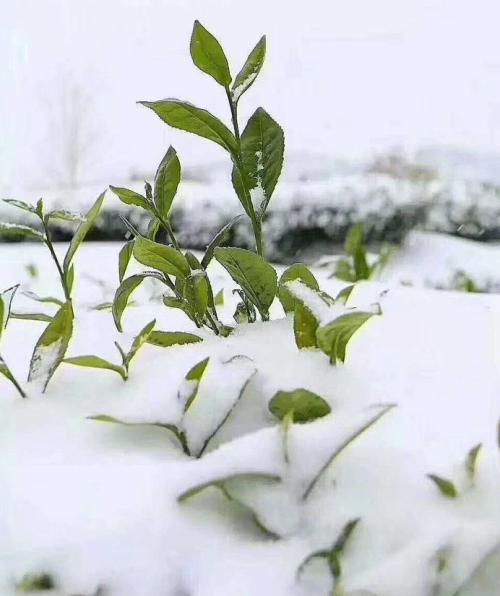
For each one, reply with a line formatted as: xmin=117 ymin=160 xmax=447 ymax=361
xmin=63 ymin=355 xmax=126 ymax=380
xmin=63 ymin=191 xmax=106 ymax=273
xmin=139 ymin=100 xmax=237 ymax=154
xmin=0 ymin=222 xmax=44 ymax=241
xmin=302 ymin=404 xmax=395 ymax=500
xmin=10 ymin=312 xmax=53 ymax=323
xmin=269 ymin=389 xmax=331 ymax=424
xmin=316 ymin=311 xmax=377 ymax=364
xmin=279 ymin=263 xmax=319 ymax=313
xmin=88 ymin=415 xmax=188 ymax=453
xmin=22 ymin=291 xmax=63 ymax=307
xmin=3 ymin=199 xmax=37 ymax=214
xmin=235 ymin=108 xmax=284 ymax=216
xmin=112 ymin=274 xmax=150 ymax=332
xmin=124 ymin=319 xmax=156 ymax=367
xmin=154 ymin=146 xmax=181 ymax=218
xmin=427 ymin=474 xmax=458 ymax=499
xmin=133 ymin=236 xmax=190 ymax=279
xmin=109 ymin=186 xmax=151 ymax=211
xmin=118 ymin=240 xmax=134 ymax=283
xmin=0 ymin=355 xmax=26 ymax=398
xmin=201 ymin=214 xmax=244 ymax=269
xmin=214 ymin=247 xmax=277 ymax=318
xmin=466 ymin=443 xmax=482 ymax=482
xmin=28 ymin=301 xmax=74 ymax=393
xmin=147 ymin=331 xmax=203 ymax=348
xmin=178 ymin=472 xmax=280 ymax=503
xmin=190 ymin=20 xmax=231 ymax=87
xmin=232 ymin=36 xmax=266 ymax=102
xmin=45 ymin=210 xmax=86 ymax=223
xmin=0 ymin=284 xmax=19 ymax=335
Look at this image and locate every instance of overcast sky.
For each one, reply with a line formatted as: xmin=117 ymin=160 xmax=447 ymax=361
xmin=1 ymin=0 xmax=499 ymax=190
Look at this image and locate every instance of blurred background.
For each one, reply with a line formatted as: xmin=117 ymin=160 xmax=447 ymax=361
xmin=1 ymin=0 xmax=500 ymax=265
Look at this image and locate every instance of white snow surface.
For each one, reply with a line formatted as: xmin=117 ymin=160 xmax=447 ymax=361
xmin=1 ymin=235 xmax=500 ymax=594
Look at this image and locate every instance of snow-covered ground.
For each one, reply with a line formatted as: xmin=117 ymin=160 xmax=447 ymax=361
xmin=2 ymin=232 xmax=500 ymax=595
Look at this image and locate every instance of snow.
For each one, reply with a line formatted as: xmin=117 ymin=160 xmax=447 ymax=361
xmin=2 ymin=233 xmax=500 ymax=594
xmin=231 ymin=71 xmax=258 ymax=103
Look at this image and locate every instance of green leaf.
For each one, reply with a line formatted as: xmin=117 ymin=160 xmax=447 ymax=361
xmin=109 ymin=186 xmax=151 ymax=211
xmin=0 ymin=354 xmax=26 ymax=398
xmin=112 ymin=274 xmax=148 ymax=332
xmin=345 ymin=222 xmax=364 ymax=257
xmin=182 ymin=356 xmax=210 ymax=412
xmin=10 ymin=312 xmax=53 ymax=323
xmin=201 ymin=214 xmax=244 ymax=269
xmin=118 ymin=240 xmax=134 ymax=283
xmin=316 ymin=312 xmax=377 ymax=365
xmin=22 ymin=291 xmax=64 ymax=307
xmin=269 ymin=389 xmax=331 ymax=424
xmin=16 ymin=572 xmax=55 ymax=592
xmin=139 ymin=100 xmax=237 ymax=154
xmin=178 ymin=472 xmax=280 ymax=503
xmin=427 ymin=474 xmax=458 ymax=498
xmin=154 ymin=146 xmax=181 ymax=218
xmin=237 ymin=107 xmax=284 ymax=216
xmin=190 ymin=20 xmax=231 ymax=87
xmin=279 ymin=263 xmax=319 ymax=313
xmin=35 ymin=198 xmax=44 ymax=217
xmin=45 ymin=210 xmax=86 ymax=223
xmin=0 ymin=284 xmax=19 ymax=336
xmin=66 ymin=264 xmax=75 ymax=295
xmin=354 ymin=243 xmax=370 ymax=280
xmin=124 ymin=319 xmax=156 ymax=367
xmin=214 ymin=247 xmax=277 ymax=318
xmin=466 ymin=443 xmax=482 ymax=482
xmin=63 ymin=355 xmax=126 ymax=380
xmin=232 ymin=36 xmax=266 ymax=102
xmin=63 ymin=191 xmax=105 ymax=273
xmin=184 ymin=272 xmax=209 ymax=320
xmin=147 ymin=217 xmax=160 ymax=240
xmin=133 ymin=236 xmax=190 ymax=279
xmin=214 ymin=288 xmax=224 ymax=305
xmin=88 ymin=415 xmax=188 ymax=453
xmin=90 ymin=302 xmax=114 ymax=311
xmin=303 ymin=405 xmax=395 ymax=500
xmin=334 ymin=258 xmax=355 ymax=282
xmin=293 ymin=303 xmax=319 ymax=350
xmin=335 ymin=285 xmax=355 ymax=305
xmin=0 ymin=222 xmax=44 ymax=241
xmin=147 ymin=331 xmax=203 ymax=348
xmin=3 ymin=199 xmax=37 ymax=214
xmin=28 ymin=301 xmax=74 ymax=393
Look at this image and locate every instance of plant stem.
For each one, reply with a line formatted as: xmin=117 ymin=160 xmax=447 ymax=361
xmin=154 ymin=211 xmax=181 ymax=251
xmin=0 ymin=355 xmax=27 ymax=398
xmin=225 ymin=89 xmax=264 ymax=258
xmin=42 ymin=222 xmax=70 ymax=300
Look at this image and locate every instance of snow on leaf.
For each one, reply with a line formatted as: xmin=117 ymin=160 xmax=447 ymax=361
xmin=28 ymin=301 xmax=74 ymax=393
xmin=231 ymin=36 xmax=266 ymax=102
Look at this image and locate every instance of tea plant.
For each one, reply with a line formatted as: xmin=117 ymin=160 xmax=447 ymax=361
xmin=0 ymin=193 xmax=105 ymax=394
xmin=111 ymin=21 xmax=286 ymax=334
xmin=0 ymin=284 xmax=26 ymax=397
xmin=332 ymin=222 xmax=395 ymax=282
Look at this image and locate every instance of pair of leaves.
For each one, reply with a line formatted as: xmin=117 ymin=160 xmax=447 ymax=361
xmin=296 ymin=518 xmax=360 ymax=588
xmin=190 ymin=21 xmax=266 ymax=102
xmin=214 ymin=247 xmax=277 ymax=319
xmin=64 ymin=320 xmax=157 ymax=381
xmin=111 ymin=146 xmax=181 ymax=221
